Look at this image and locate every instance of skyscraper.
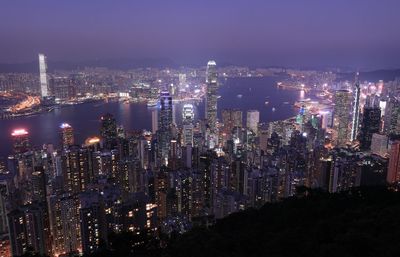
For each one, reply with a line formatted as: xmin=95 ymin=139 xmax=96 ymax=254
xmin=371 ymin=133 xmax=388 ymax=157
xmin=151 ymin=109 xmax=158 ymax=134
xmin=222 ymin=109 xmax=243 ymax=137
xmin=333 ymin=90 xmax=352 ymax=147
xmin=183 ymin=104 xmax=194 ymax=146
xmin=11 ymin=129 xmax=30 ymax=154
xmin=387 ymin=140 xmax=400 ymax=184
xmin=79 ymin=193 xmax=107 ymax=255
xmin=350 ymin=73 xmax=361 ymax=141
xmin=8 ymin=205 xmax=50 ymax=256
xmin=100 ymin=113 xmax=117 ymax=149
xmin=158 ymin=91 xmax=173 ymax=163
xmin=246 ymin=110 xmax=260 ymax=135
xmin=38 ymin=53 xmax=49 ymax=98
xmin=383 ymin=97 xmax=400 ymax=136
xmin=359 ymin=106 xmax=381 ymax=150
xmin=205 ymin=60 xmax=218 ymax=132
xmin=60 ymin=123 xmax=74 ymax=148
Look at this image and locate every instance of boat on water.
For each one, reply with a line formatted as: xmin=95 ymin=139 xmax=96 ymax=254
xmin=265 ymin=101 xmax=269 ymax=105
xmin=147 ymin=99 xmax=158 ymax=107
xmin=283 ymin=101 xmax=290 ymax=104
xmin=237 ymin=94 xmax=243 ymax=98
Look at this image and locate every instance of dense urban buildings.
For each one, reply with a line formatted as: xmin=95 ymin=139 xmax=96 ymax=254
xmin=1 ymin=58 xmax=400 ymax=257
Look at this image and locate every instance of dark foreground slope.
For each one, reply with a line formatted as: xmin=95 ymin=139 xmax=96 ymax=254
xmin=167 ymin=187 xmax=400 ymax=257
xmin=83 ymin=187 xmax=400 ymax=257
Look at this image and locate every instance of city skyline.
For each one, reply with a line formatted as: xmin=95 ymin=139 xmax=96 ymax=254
xmin=2 ymin=2 xmax=400 ymax=257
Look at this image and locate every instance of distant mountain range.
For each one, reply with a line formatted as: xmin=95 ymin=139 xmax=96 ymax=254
xmin=0 ymin=59 xmax=399 ymax=82
xmin=338 ymin=69 xmax=400 ymax=82
xmin=0 ymin=58 xmax=177 ymax=73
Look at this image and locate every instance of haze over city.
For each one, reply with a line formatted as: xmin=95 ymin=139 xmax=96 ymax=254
xmin=2 ymin=2 xmax=400 ymax=257
xmin=1 ymin=0 xmax=400 ymax=69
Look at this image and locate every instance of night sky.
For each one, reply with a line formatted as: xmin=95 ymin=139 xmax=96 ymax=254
xmin=1 ymin=0 xmax=400 ymax=69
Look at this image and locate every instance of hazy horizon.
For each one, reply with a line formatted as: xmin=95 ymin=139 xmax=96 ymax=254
xmin=1 ymin=1 xmax=400 ymax=70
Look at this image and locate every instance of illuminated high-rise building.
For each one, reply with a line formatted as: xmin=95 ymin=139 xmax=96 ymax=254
xmin=222 ymin=109 xmax=242 ymax=137
xmin=359 ymin=106 xmax=381 ymax=150
xmin=350 ymin=73 xmax=361 ymax=141
xmin=31 ymin=168 xmax=47 ymax=203
xmin=100 ymin=113 xmax=117 ymax=149
xmin=182 ymin=104 xmax=194 ymax=146
xmin=48 ymin=194 xmax=81 ymax=256
xmin=333 ymin=90 xmax=352 ymax=147
xmin=158 ymin=91 xmax=173 ymax=163
xmin=246 ymin=110 xmax=260 ymax=135
xmin=79 ymin=192 xmax=107 ymax=255
xmin=11 ymin=129 xmax=30 ymax=154
xmin=61 ymin=146 xmax=90 ymax=194
xmin=8 ymin=205 xmax=50 ymax=256
xmin=371 ymin=133 xmax=388 ymax=157
xmin=151 ymin=109 xmax=158 ymax=134
xmin=383 ymin=97 xmax=400 ymax=136
xmin=38 ymin=53 xmax=49 ymax=98
xmin=60 ymin=123 xmax=74 ymax=148
xmin=205 ymin=60 xmax=218 ymax=132
xmin=387 ymin=140 xmax=400 ymax=184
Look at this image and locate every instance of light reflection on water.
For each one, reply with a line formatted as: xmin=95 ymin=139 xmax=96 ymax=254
xmin=0 ymin=77 xmax=304 ymax=157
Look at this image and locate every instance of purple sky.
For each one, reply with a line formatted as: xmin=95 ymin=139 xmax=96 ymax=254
xmin=1 ymin=0 xmax=400 ymax=69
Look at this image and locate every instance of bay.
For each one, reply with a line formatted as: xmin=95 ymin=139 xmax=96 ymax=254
xmin=0 ymin=76 xmax=305 ymax=157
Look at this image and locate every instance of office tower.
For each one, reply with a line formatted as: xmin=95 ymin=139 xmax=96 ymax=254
xmin=0 ymin=183 xmax=8 ymax=235
xmin=359 ymin=106 xmax=381 ymax=150
xmin=100 ymin=113 xmax=117 ymax=149
xmin=205 ymin=60 xmax=218 ymax=132
xmin=333 ymin=90 xmax=352 ymax=147
xmin=183 ymin=104 xmax=194 ymax=146
xmin=155 ymin=168 xmax=168 ymax=220
xmin=246 ymin=110 xmax=260 ymax=135
xmin=179 ymin=73 xmax=186 ymax=90
xmin=48 ymin=194 xmax=81 ymax=256
xmin=158 ymin=91 xmax=173 ymax=163
xmin=222 ymin=109 xmax=243 ymax=137
xmin=371 ymin=133 xmax=388 ymax=157
xmin=60 ymin=123 xmax=74 ymax=148
xmin=8 ymin=205 xmax=50 ymax=256
xmin=151 ymin=109 xmax=158 ymax=134
xmin=38 ymin=53 xmax=49 ymax=98
xmin=0 ymin=234 xmax=11 ymax=257
xmin=31 ymin=167 xmax=47 ymax=203
xmin=79 ymin=193 xmax=107 ymax=255
xmin=11 ymin=129 xmax=30 ymax=154
xmin=387 ymin=140 xmax=400 ymax=184
xmin=61 ymin=146 xmax=90 ymax=194
xmin=383 ymin=97 xmax=400 ymax=136
xmin=350 ymin=73 xmax=361 ymax=141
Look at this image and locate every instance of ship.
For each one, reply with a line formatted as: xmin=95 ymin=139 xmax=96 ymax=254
xmin=147 ymin=99 xmax=158 ymax=107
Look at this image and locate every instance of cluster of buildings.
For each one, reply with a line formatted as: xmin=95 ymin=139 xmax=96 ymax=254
xmin=1 ymin=59 xmax=400 ymax=257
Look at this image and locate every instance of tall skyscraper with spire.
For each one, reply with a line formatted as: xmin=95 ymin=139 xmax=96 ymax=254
xmin=205 ymin=60 xmax=218 ymax=132
xmin=350 ymin=72 xmax=361 ymax=141
xmin=38 ymin=53 xmax=49 ymax=98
